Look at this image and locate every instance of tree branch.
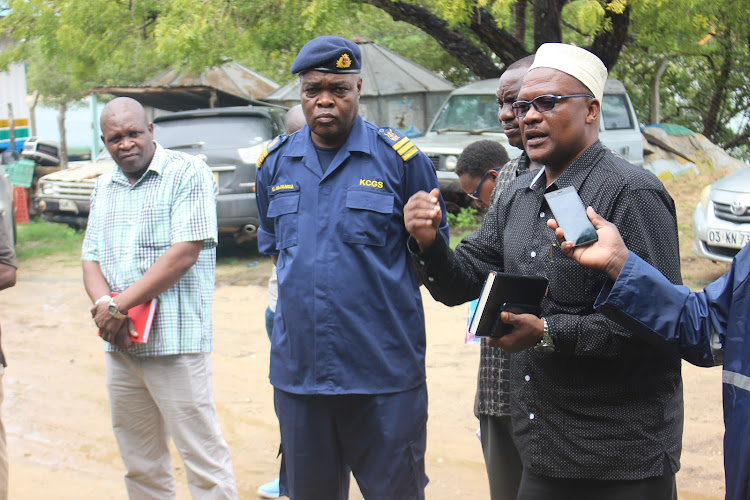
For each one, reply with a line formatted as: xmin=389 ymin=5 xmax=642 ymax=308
xmin=560 ymin=19 xmax=589 ymax=38
xmin=364 ymin=0 xmax=502 ymax=78
xmin=469 ymin=8 xmax=529 ymax=66
xmin=721 ymin=128 xmax=750 ymax=150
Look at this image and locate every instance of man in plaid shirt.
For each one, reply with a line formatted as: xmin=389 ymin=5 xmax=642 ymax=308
xmin=82 ymin=97 xmax=236 ymax=499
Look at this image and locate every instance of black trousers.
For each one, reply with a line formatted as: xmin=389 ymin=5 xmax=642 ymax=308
xmin=516 ymin=457 xmax=677 ymax=500
xmin=480 ymin=414 xmax=523 ymax=500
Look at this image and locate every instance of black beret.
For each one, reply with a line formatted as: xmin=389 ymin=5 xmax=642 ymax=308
xmin=290 ymin=36 xmax=361 ymax=75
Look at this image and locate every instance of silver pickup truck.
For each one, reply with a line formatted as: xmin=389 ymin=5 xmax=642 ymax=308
xmin=35 ymin=105 xmax=286 ymax=242
xmin=412 ymin=78 xmax=644 ymax=208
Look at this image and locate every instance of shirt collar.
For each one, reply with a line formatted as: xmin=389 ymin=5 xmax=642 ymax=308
xmin=111 ymin=141 xmax=164 ymax=185
xmin=529 ymin=140 xmax=605 ymax=193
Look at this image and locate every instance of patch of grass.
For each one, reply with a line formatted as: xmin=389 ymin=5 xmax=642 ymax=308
xmin=447 ymin=206 xmax=481 ymax=229
xmin=446 ymin=206 xmax=482 ymax=249
xmin=15 ymin=219 xmax=85 ymax=262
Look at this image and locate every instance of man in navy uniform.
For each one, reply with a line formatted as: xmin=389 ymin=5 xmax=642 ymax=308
xmin=255 ymin=36 xmax=449 ymax=500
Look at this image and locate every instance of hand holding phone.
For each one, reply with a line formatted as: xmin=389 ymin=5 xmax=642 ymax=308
xmin=544 ymin=186 xmax=597 ymax=247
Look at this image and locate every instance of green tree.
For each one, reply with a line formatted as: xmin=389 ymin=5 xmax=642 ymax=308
xmin=612 ymin=0 xmax=750 ymax=158
xmin=2 ymin=0 xmax=748 ymax=158
xmin=0 ymin=0 xmax=166 ymax=164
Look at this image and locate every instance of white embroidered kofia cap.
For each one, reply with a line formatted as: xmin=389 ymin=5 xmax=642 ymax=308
xmin=528 ymin=43 xmax=608 ymax=102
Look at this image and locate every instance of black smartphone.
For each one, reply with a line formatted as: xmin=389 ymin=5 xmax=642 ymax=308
xmin=544 ymin=186 xmax=598 ymax=247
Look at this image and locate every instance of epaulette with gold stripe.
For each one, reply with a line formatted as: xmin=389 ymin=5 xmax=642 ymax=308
xmin=377 ymin=127 xmax=420 ymax=162
xmin=256 ymin=134 xmax=289 ymax=169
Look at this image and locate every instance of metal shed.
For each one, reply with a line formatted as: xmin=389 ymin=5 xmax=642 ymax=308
xmin=264 ymin=37 xmax=455 ymax=137
xmin=91 ymin=62 xmax=280 ymax=112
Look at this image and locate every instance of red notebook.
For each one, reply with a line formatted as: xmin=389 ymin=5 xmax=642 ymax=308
xmin=111 ymin=293 xmax=158 ymax=344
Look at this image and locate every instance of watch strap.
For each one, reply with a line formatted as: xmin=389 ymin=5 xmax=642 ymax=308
xmin=534 ymin=317 xmax=555 ymax=353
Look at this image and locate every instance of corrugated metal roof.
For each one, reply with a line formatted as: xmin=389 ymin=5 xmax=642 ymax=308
xmin=265 ymin=39 xmax=454 ymax=102
xmin=91 ymin=62 xmax=279 ymax=111
xmin=143 ymin=62 xmax=278 ymax=99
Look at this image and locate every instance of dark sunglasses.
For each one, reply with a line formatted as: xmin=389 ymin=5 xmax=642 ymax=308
xmin=468 ymin=167 xmax=501 ymax=201
xmin=511 ymin=94 xmax=594 ymax=118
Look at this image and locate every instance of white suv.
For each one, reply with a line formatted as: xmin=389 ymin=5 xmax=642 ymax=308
xmin=412 ymin=78 xmax=644 ymax=207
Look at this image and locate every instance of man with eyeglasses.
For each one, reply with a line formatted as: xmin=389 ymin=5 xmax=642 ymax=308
xmin=404 ymin=43 xmax=683 ymax=499
xmin=456 ymin=140 xmax=509 ymax=209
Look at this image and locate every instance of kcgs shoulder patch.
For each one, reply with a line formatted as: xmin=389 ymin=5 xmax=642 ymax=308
xmin=377 ymin=128 xmax=420 ymax=162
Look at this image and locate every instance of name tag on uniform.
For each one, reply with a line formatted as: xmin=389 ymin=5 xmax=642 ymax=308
xmin=270 ymin=182 xmax=300 ymax=194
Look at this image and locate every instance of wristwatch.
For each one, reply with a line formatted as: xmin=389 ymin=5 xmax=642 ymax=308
xmin=107 ymin=297 xmax=126 ymax=320
xmin=534 ymin=318 xmax=555 ymax=353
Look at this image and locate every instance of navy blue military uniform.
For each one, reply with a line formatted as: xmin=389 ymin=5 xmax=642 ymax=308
xmin=256 ymin=35 xmax=449 ymax=500
xmin=257 ymin=116 xmax=449 ymax=393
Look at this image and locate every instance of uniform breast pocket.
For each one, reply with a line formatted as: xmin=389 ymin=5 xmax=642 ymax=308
xmin=342 ymin=189 xmax=394 ymax=246
xmin=267 ymin=193 xmax=300 ymax=249
xmin=138 ymin=203 xmax=171 ymax=248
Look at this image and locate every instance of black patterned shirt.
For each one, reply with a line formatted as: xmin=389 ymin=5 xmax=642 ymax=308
xmin=412 ymin=141 xmax=684 ymax=480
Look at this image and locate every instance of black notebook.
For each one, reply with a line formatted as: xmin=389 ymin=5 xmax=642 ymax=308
xmin=469 ymin=271 xmax=549 ymax=337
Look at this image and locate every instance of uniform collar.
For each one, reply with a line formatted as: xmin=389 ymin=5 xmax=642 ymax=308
xmin=285 ymin=116 xmax=370 ymax=178
xmin=285 ymin=115 xmax=371 ymax=157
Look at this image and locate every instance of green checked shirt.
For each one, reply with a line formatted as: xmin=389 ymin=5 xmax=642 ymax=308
xmin=82 ymin=141 xmax=218 ymax=356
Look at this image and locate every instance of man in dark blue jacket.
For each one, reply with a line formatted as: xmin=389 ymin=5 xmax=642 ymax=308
xmin=549 ymin=207 xmax=749 ymax=500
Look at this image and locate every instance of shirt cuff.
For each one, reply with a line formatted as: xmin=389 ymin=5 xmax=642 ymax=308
xmin=408 ymin=233 xmax=450 ymax=275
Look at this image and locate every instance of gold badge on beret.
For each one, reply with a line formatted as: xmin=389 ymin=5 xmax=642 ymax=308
xmin=336 ymin=53 xmax=352 ymax=69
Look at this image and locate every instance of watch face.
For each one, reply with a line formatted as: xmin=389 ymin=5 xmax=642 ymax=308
xmin=108 ymin=301 xmax=123 ymax=318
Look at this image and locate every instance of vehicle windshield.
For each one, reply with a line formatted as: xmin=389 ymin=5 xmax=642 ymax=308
xmin=154 ymin=115 xmax=273 ymax=149
xmin=430 ymin=95 xmax=502 ymax=133
xmin=601 ymin=94 xmax=635 ymax=130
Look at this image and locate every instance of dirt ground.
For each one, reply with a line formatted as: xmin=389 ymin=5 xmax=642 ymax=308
xmin=0 ymin=166 xmax=734 ymax=499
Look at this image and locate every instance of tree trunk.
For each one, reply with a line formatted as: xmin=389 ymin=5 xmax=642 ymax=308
xmin=649 ymin=58 xmax=668 ymax=124
xmin=58 ymin=103 xmax=68 ymax=169
xmin=590 ymin=5 xmax=631 ymax=69
xmin=514 ymin=0 xmax=527 ymax=41
xmin=28 ymin=90 xmax=40 ymax=137
xmin=533 ymin=0 xmax=562 ymax=49
xmin=7 ymin=104 xmax=15 ymax=153
xmin=365 ymin=0 xmax=501 ymax=78
xmin=702 ymin=35 xmax=733 ymax=140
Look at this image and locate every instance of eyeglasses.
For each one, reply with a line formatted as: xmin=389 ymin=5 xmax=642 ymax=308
xmin=511 ymin=94 xmax=594 ymax=118
xmin=468 ymin=167 xmax=501 ymax=201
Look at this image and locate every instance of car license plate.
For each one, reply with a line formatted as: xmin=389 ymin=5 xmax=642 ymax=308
xmin=707 ymin=228 xmax=750 ymax=248
xmin=59 ymin=199 xmax=79 ymax=213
